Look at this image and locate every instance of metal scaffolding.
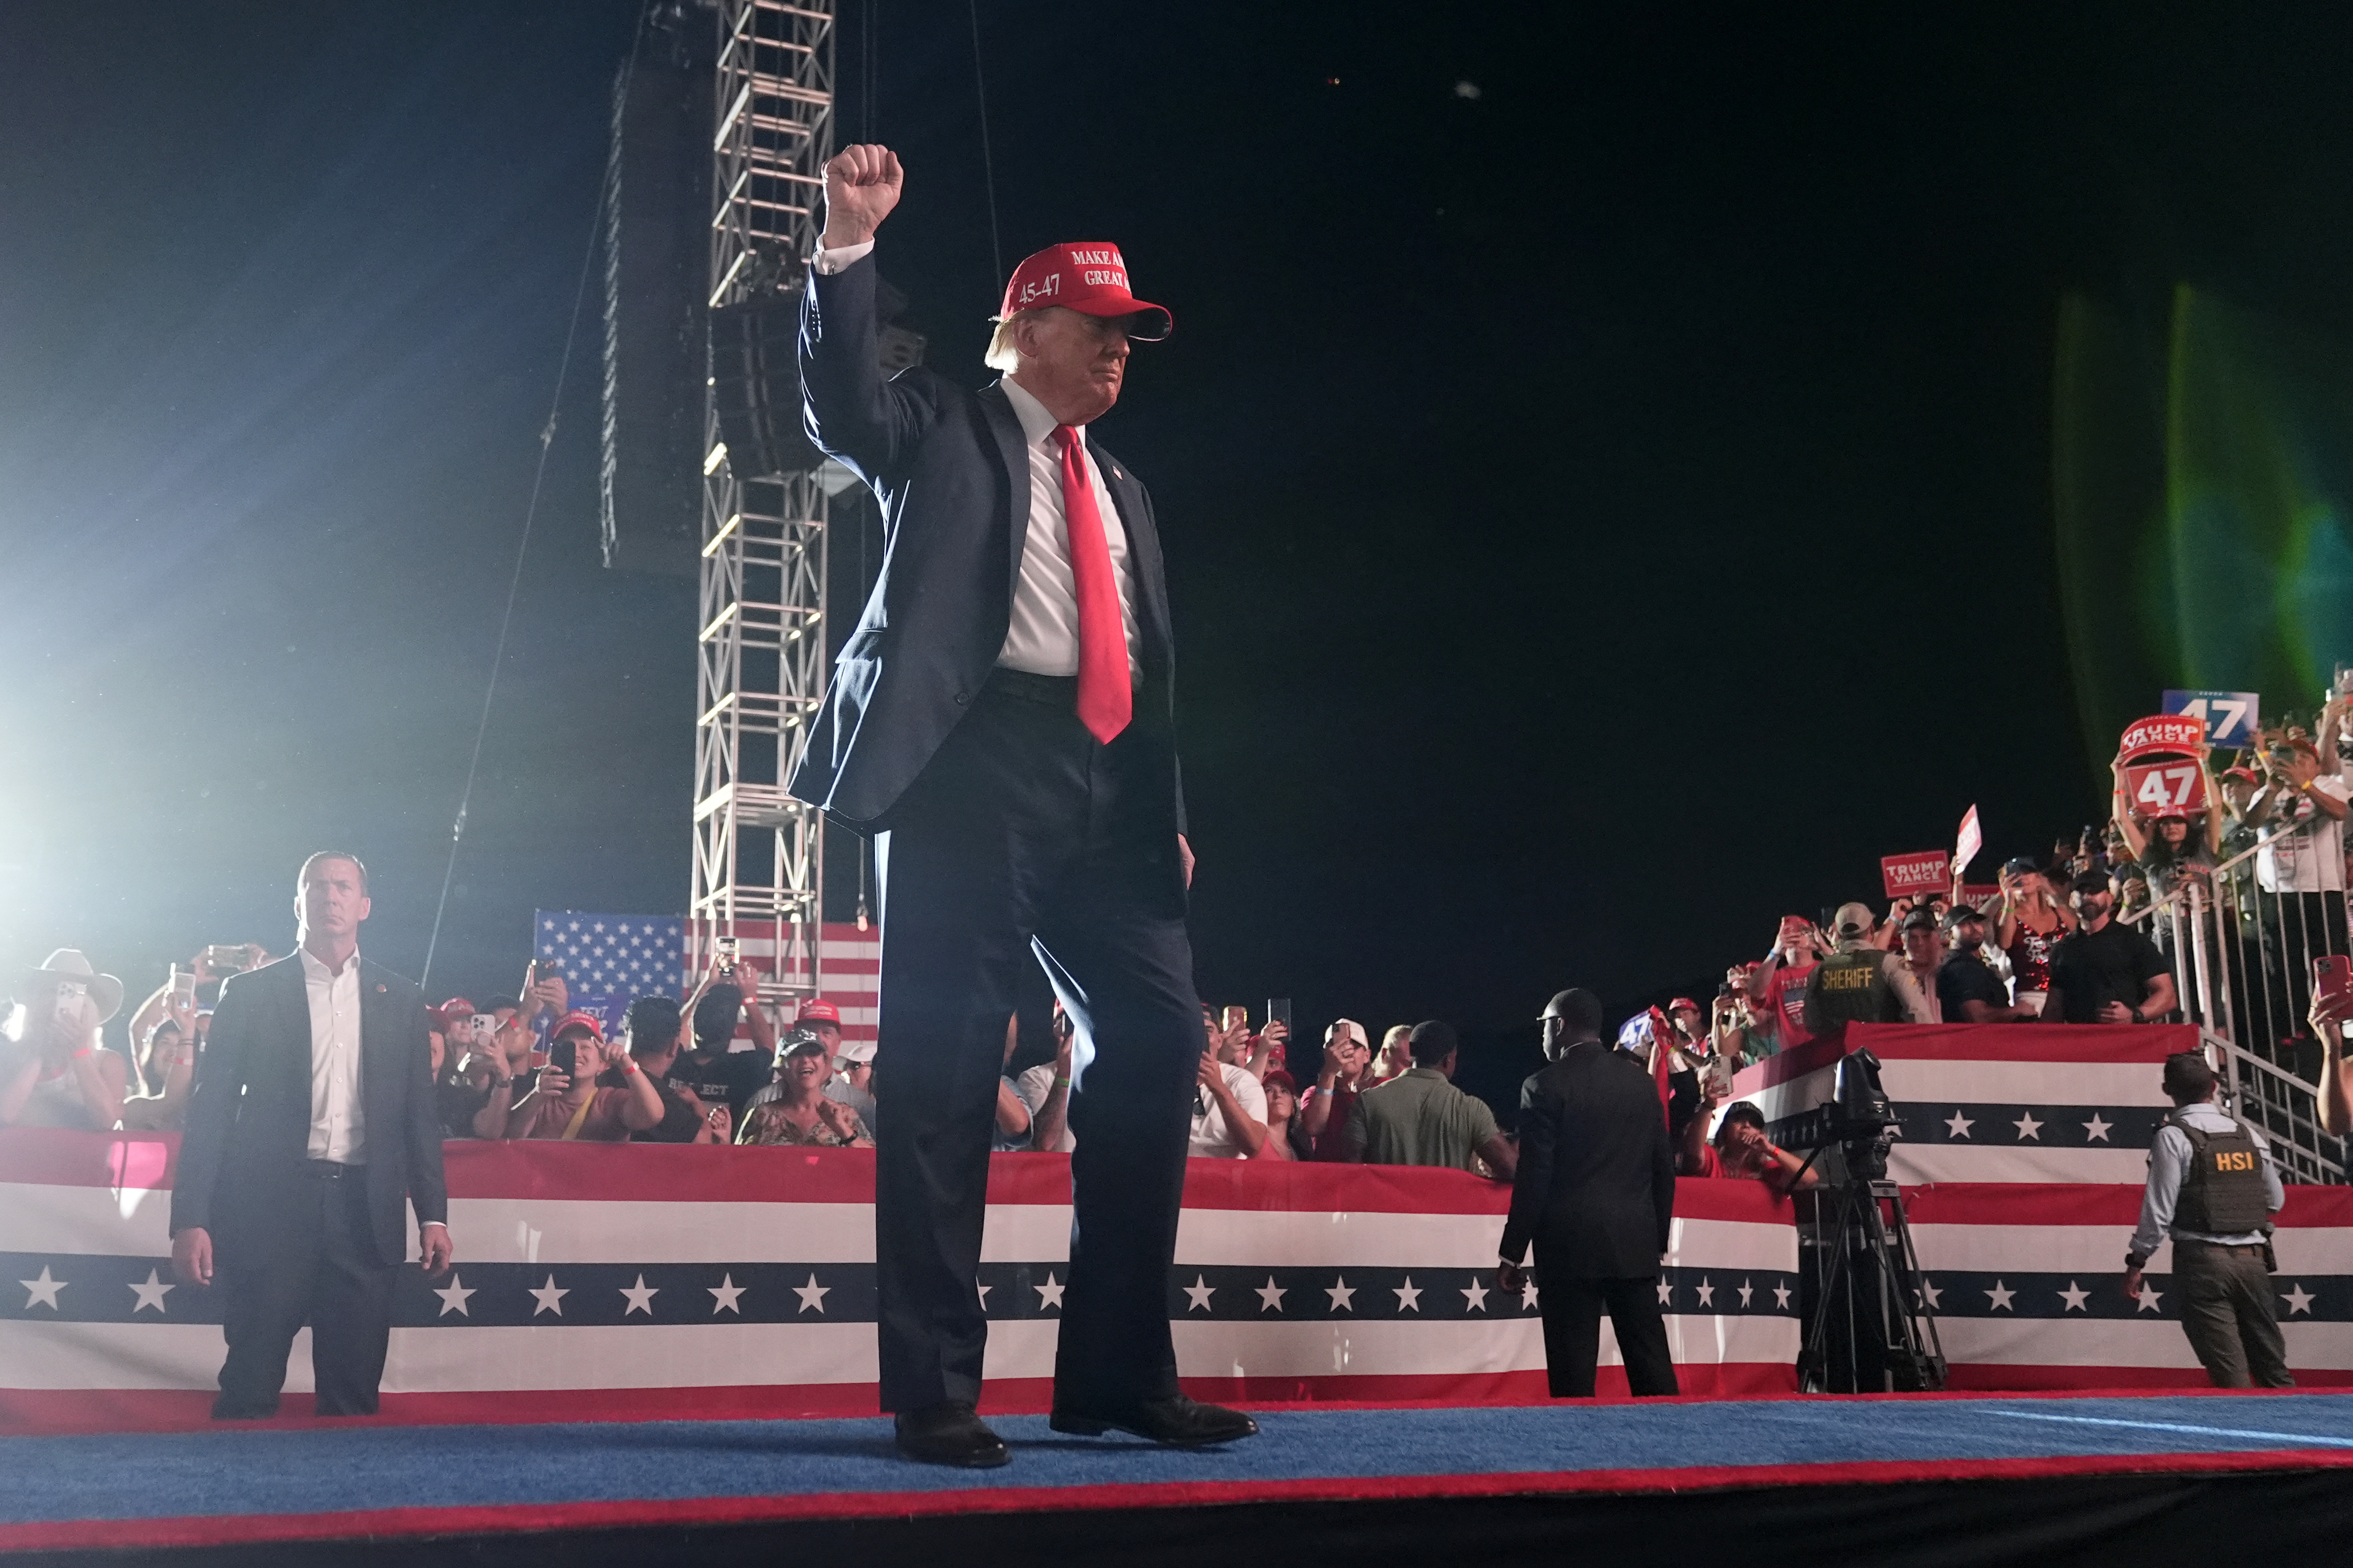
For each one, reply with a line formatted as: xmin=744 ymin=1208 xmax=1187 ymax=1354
xmin=691 ymin=0 xmax=834 ymax=1001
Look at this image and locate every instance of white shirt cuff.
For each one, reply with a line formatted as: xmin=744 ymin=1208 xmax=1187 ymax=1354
xmin=420 ymin=1221 xmax=449 ymax=1231
xmin=811 ymin=240 xmax=875 ymax=275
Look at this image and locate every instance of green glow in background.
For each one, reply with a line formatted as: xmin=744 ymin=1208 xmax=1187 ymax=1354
xmin=2056 ymin=285 xmax=2353 ymax=765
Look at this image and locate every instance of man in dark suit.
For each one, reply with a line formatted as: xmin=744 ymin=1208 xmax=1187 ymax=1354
xmin=792 ymin=144 xmax=1251 ymax=1466
xmin=170 ymin=852 xmax=451 ymax=1418
xmin=1499 ymin=988 xmax=1680 ymax=1398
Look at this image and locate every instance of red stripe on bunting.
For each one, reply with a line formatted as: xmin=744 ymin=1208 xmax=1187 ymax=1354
xmin=1845 ymin=1021 xmax=2193 ymax=1063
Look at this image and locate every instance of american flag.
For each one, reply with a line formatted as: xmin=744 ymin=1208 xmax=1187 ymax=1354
xmin=533 ymin=912 xmax=687 ymax=1037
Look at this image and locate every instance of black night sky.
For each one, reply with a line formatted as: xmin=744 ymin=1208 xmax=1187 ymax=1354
xmin=9 ymin=3 xmax=2353 ymax=1067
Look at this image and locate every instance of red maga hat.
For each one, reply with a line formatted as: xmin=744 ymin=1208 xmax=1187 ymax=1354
xmin=798 ymin=998 xmax=843 ymax=1024
xmin=550 ymin=1010 xmax=604 ymax=1042
xmin=999 ymin=242 xmax=1171 ymax=339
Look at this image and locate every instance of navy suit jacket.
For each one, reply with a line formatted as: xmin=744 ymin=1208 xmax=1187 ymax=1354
xmin=1500 ymin=1041 xmax=1678 ymax=1279
xmin=787 ymin=252 xmax=1186 ymax=839
xmin=169 ymin=953 xmax=447 ymax=1268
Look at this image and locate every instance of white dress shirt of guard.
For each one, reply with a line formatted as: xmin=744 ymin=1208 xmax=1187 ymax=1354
xmin=812 ymin=239 xmax=1142 ymax=685
xmin=299 ymin=945 xmax=366 ymax=1164
xmin=2129 ymin=1101 xmax=2286 ymax=1261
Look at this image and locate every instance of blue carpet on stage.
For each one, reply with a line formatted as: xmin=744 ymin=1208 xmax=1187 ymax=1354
xmin=9 ymin=1394 xmax=2353 ymax=1532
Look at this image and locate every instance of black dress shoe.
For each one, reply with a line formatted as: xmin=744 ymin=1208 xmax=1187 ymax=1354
xmin=209 ymin=1397 xmax=279 ymax=1420
xmin=894 ymin=1401 xmax=1011 ymax=1468
xmin=1050 ymin=1393 xmax=1258 ymax=1446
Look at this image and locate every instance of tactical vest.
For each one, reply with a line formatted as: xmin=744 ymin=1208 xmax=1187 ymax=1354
xmin=1810 ymin=947 xmax=1901 ymax=1029
xmin=2166 ymin=1110 xmax=2272 ymax=1234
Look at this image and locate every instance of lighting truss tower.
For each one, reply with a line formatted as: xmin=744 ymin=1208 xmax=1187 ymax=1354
xmin=691 ymin=0 xmax=835 ymax=1002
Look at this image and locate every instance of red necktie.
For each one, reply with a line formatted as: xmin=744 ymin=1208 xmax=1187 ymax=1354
xmin=1053 ymin=425 xmax=1131 ymax=744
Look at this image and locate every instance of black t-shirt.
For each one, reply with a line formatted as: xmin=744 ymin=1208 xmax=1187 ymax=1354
xmin=634 ymin=1076 xmax=707 ymax=1144
xmin=667 ymin=1048 xmax=772 ymax=1122
xmin=2049 ymin=920 xmax=2168 ymax=1024
xmin=1936 ymin=952 xmax=2011 ymax=1022
xmin=435 ymin=1071 xmax=492 ymax=1139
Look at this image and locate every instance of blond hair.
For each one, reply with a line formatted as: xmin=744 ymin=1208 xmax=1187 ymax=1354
xmin=984 ymin=309 xmax=1042 ymax=372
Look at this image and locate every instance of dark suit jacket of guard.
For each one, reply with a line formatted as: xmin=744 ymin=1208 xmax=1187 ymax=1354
xmin=169 ymin=953 xmax=447 ymax=1268
xmin=787 ymin=251 xmax=1186 ymax=847
xmin=1500 ymin=1040 xmax=1677 ymax=1279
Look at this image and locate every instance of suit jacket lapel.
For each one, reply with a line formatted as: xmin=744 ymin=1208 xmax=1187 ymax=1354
xmin=356 ymin=959 xmax=396 ymax=1145
xmin=977 ymin=382 xmax=1031 ymax=608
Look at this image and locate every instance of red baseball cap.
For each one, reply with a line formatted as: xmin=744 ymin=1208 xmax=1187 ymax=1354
xmin=550 ymin=1010 xmax=604 ymax=1042
xmin=999 ymin=243 xmax=1171 ymax=340
xmin=432 ymin=997 xmax=477 ymax=1026
xmin=1669 ymin=997 xmax=1700 ymax=1014
xmin=798 ymin=999 xmax=842 ymax=1025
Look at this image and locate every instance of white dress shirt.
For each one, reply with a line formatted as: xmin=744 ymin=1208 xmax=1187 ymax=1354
xmin=812 ymin=240 xmax=1143 ymax=682
xmin=300 ymin=946 xmax=366 ymax=1164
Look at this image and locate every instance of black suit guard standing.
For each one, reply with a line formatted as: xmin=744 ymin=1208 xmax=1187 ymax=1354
xmin=170 ymin=852 xmax=452 ymax=1418
xmin=790 ymin=144 xmax=1254 ymax=1466
xmin=1499 ymin=989 xmax=1681 ymax=1398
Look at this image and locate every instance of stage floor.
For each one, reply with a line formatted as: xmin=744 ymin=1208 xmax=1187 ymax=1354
xmin=8 ymin=1389 xmax=2353 ymax=1559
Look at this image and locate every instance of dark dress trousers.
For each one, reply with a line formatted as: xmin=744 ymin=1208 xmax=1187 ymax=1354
xmin=170 ymin=954 xmax=446 ymax=1416
xmin=794 ymin=252 xmax=1200 ymax=1413
xmin=1500 ymin=1041 xmax=1680 ymax=1398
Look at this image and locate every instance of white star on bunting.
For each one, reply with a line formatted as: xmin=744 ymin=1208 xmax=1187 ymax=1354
xmin=1737 ymin=1279 xmax=1754 ymax=1308
xmin=2057 ymin=1280 xmax=2089 ymax=1312
xmin=1255 ymin=1277 xmax=1287 ymax=1312
xmin=975 ymin=1279 xmax=992 ymax=1308
xmin=1184 ymin=1275 xmax=1216 ymax=1312
xmin=622 ymin=1275 xmax=660 ymax=1315
xmin=1656 ymin=1277 xmax=1673 ymax=1305
xmin=2136 ymin=1284 xmax=2163 ymax=1312
xmin=2013 ymin=1112 xmax=2044 ymax=1141
xmin=1326 ymin=1277 xmax=1356 ymax=1311
xmin=127 ymin=1268 xmax=174 ymax=1315
xmin=1462 ymin=1277 xmax=1490 ymax=1312
xmin=1521 ymin=1279 xmax=1540 ymax=1309
xmin=19 ymin=1267 xmax=65 ymax=1310
xmin=1944 ymin=1110 xmax=1974 ymax=1139
xmin=709 ymin=1274 xmax=745 ymax=1314
xmin=1920 ymin=1278 xmax=1942 ymax=1309
xmin=793 ymin=1273 xmax=829 ymax=1314
xmin=1695 ymin=1278 xmax=1715 ymax=1308
xmin=1986 ymin=1279 xmax=2016 ymax=1311
xmin=1393 ymin=1277 xmax=1422 ymax=1312
xmin=2082 ymin=1113 xmax=2113 ymax=1142
xmin=2282 ymin=1283 xmax=2316 ymax=1316
xmin=434 ymin=1274 xmax=476 ymax=1317
xmin=1035 ymin=1271 xmax=1065 ymax=1309
xmin=1772 ymin=1282 xmax=1793 ymax=1310
xmin=529 ymin=1275 xmax=568 ymax=1317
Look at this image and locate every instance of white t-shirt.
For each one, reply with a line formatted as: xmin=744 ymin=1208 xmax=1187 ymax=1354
xmin=1189 ymin=1063 xmax=1267 ymax=1158
xmin=2256 ymin=773 xmax=2348 ymax=893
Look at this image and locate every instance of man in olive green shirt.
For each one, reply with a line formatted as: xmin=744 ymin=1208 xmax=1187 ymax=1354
xmin=1340 ymin=1020 xmax=1518 ymax=1179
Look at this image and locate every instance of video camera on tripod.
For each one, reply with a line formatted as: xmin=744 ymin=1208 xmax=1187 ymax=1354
xmin=1778 ymin=1048 xmax=1901 ymax=1182
xmin=1778 ymin=1047 xmax=1948 ymax=1392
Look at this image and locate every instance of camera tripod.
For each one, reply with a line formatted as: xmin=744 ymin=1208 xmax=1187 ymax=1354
xmin=1793 ymin=1158 xmax=1947 ymax=1394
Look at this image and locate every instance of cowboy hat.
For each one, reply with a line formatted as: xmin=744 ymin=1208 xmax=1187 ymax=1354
xmin=15 ymin=950 xmax=124 ymax=1024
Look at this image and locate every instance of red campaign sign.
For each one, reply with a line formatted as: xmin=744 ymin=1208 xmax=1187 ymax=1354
xmin=2124 ymin=759 xmax=2208 ymax=817
xmin=1958 ymin=883 xmax=2001 ymax=909
xmin=1881 ymin=851 xmax=1951 ymax=900
xmin=2118 ymin=714 xmax=2206 ymax=762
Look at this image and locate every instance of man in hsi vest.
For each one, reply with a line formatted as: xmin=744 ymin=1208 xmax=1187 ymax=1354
xmin=2122 ymin=1052 xmax=2292 ymax=1388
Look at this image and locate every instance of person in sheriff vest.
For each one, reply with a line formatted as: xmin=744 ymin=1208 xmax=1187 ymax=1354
xmin=2122 ymin=1052 xmax=2292 ymax=1388
xmin=1800 ymin=902 xmax=1934 ymax=1032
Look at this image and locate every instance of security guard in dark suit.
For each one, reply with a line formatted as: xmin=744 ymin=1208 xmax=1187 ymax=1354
xmin=1500 ymin=989 xmax=1680 ymax=1398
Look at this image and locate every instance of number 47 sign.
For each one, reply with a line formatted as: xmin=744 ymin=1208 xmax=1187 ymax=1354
xmin=2125 ymin=759 xmax=2207 ymax=815
xmin=2163 ymin=689 xmax=2260 ymax=747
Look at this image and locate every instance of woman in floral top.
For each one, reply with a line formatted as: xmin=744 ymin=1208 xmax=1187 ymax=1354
xmin=736 ymin=1031 xmax=872 ymax=1147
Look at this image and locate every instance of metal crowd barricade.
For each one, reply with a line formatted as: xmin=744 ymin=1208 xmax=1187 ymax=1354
xmin=2124 ymin=817 xmax=2349 ymax=1183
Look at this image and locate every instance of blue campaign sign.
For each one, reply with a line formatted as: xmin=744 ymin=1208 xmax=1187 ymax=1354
xmin=2162 ymin=689 xmax=2260 ymax=746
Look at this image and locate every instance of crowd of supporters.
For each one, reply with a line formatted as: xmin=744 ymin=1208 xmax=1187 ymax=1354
xmin=8 ymin=702 xmax=2352 ymax=1184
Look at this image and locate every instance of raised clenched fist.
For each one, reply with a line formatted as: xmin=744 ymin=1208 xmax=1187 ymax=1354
xmin=822 ymin=143 xmax=903 ymax=249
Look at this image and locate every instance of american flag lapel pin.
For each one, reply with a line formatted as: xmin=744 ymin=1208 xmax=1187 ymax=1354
xmin=375 ymin=984 xmax=387 ymax=993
